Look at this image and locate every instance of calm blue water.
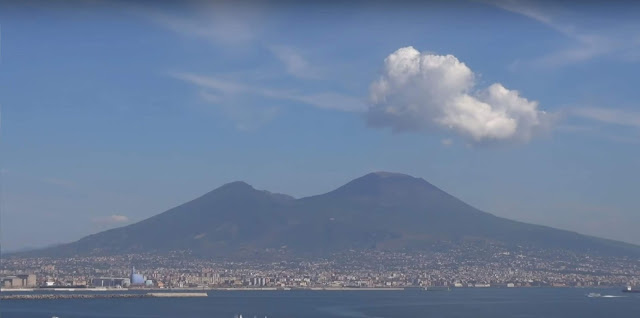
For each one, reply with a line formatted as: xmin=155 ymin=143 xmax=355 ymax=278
xmin=2 ymin=288 xmax=639 ymax=318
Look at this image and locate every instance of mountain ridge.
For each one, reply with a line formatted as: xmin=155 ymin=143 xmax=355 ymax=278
xmin=15 ymin=172 xmax=640 ymax=258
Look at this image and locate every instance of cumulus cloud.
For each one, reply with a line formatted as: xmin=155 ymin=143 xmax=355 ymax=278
xmin=367 ymin=47 xmax=550 ymax=143
xmin=92 ymin=215 xmax=130 ymax=225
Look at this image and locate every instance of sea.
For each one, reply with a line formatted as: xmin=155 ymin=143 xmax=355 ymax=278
xmin=1 ymin=288 xmax=639 ymax=318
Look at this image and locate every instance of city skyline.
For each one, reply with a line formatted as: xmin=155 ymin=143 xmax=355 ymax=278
xmin=1 ymin=0 xmax=640 ymax=251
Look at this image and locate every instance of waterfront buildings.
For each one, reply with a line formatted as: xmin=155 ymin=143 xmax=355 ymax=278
xmin=1 ymin=274 xmax=37 ymax=288
xmin=2 ymin=243 xmax=639 ymax=289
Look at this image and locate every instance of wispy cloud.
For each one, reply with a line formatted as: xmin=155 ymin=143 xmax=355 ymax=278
xmin=138 ymin=3 xmax=360 ymax=127
xmin=556 ymin=107 xmax=640 ymax=144
xmin=172 ymin=73 xmax=247 ymax=95
xmin=571 ymin=107 xmax=640 ymax=128
xmin=172 ymin=72 xmax=365 ymax=112
xmin=441 ymin=138 xmax=454 ymax=146
xmin=92 ymin=215 xmax=130 ymax=225
xmin=491 ymin=0 xmax=586 ymax=39
xmin=268 ymin=45 xmax=322 ymax=80
xmin=489 ymin=0 xmax=640 ymax=67
xmin=199 ymin=90 xmax=279 ymax=131
xmin=139 ymin=1 xmax=262 ymax=46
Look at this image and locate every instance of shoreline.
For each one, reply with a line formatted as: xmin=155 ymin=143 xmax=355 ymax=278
xmin=0 ymin=292 xmax=208 ymax=300
xmin=0 ymin=286 xmax=621 ymax=293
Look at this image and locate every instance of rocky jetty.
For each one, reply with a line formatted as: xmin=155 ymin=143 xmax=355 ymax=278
xmin=1 ymin=292 xmax=207 ymax=300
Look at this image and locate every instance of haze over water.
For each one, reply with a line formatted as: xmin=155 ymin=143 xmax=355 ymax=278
xmin=2 ymin=289 xmax=640 ymax=318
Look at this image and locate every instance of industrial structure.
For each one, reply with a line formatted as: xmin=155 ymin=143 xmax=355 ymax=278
xmin=90 ymin=277 xmax=130 ymax=288
xmin=1 ymin=274 xmax=37 ymax=288
xmin=130 ymin=266 xmax=145 ymax=285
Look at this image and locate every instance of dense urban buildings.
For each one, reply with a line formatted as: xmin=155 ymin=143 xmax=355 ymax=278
xmin=2 ymin=243 xmax=639 ymax=290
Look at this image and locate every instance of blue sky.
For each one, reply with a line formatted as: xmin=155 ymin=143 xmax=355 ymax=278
xmin=1 ymin=1 xmax=640 ymax=251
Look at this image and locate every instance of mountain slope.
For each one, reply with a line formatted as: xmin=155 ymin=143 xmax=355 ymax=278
xmin=40 ymin=181 xmax=295 ymax=256
xmin=23 ymin=172 xmax=640 ymax=258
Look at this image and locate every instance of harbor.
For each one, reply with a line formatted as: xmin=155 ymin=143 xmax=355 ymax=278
xmin=0 ymin=292 xmax=208 ymax=300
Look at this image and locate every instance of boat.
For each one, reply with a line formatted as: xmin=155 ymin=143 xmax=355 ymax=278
xmin=587 ymin=293 xmax=601 ymax=298
xmin=622 ymin=286 xmax=640 ymax=293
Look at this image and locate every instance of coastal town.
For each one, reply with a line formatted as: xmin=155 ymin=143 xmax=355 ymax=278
xmin=3 ymin=243 xmax=639 ymax=290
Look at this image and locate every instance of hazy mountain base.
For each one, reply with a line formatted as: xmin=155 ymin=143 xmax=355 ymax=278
xmin=15 ymin=172 xmax=640 ymax=259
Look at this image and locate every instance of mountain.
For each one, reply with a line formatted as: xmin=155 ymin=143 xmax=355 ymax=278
xmin=20 ymin=172 xmax=640 ymax=258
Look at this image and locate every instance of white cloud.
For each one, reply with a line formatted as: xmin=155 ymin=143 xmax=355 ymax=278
xmin=172 ymin=72 xmax=365 ymax=112
xmin=268 ymin=45 xmax=321 ymax=79
xmin=571 ymin=107 xmax=640 ymax=127
xmin=92 ymin=215 xmax=130 ymax=225
xmin=367 ymin=47 xmax=550 ymax=143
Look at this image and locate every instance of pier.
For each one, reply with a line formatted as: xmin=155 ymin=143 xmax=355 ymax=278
xmin=0 ymin=292 xmax=208 ymax=300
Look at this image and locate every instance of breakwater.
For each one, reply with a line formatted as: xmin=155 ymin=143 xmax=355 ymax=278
xmin=1 ymin=292 xmax=208 ymax=300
